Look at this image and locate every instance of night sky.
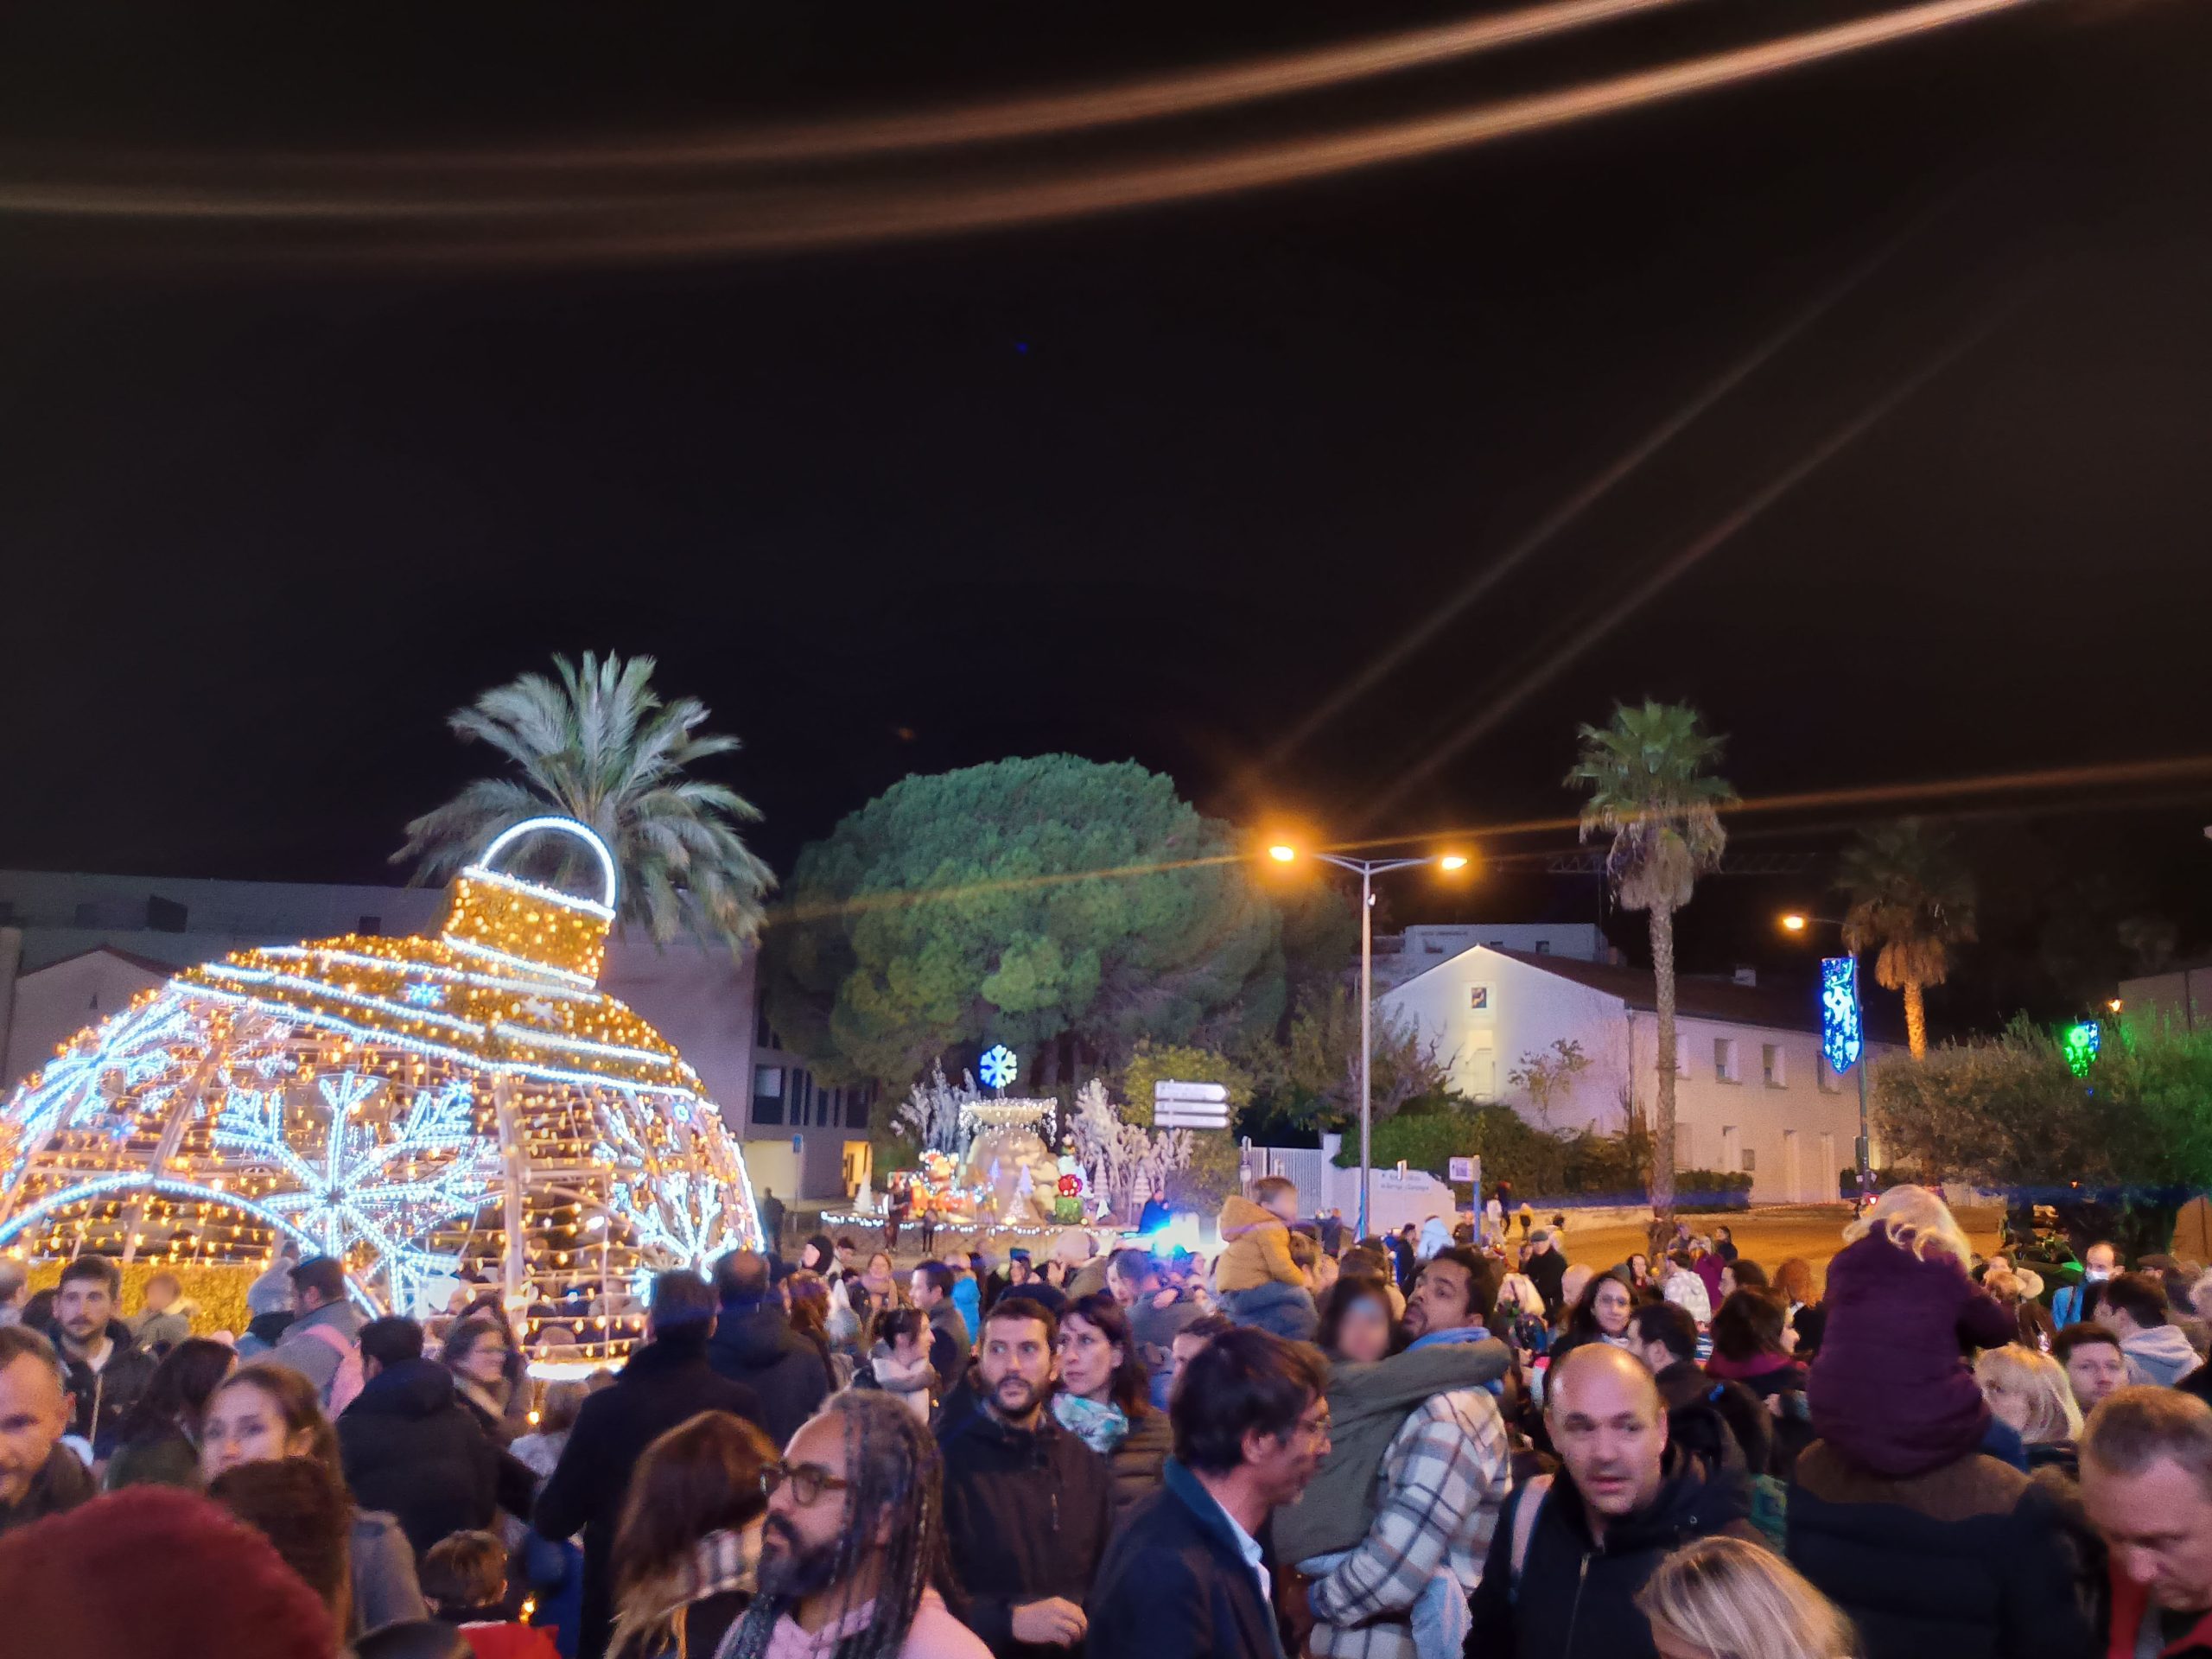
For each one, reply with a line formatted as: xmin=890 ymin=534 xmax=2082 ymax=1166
xmin=3 ymin=0 xmax=2209 ymax=1026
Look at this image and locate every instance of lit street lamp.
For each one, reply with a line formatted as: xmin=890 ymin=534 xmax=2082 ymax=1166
xmin=1269 ymin=842 xmax=1471 ymax=1237
xmin=1781 ymin=912 xmax=1872 ymax=1211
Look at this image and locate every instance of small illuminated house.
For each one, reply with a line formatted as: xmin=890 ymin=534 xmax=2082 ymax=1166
xmin=0 ymin=818 xmax=760 ymax=1355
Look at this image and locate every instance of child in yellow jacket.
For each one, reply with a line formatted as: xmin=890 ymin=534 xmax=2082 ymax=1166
xmin=1214 ymin=1177 xmax=1319 ymax=1339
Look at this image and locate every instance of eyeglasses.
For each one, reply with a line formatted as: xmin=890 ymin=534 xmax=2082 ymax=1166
xmin=1291 ymin=1410 xmax=1333 ymax=1445
xmin=761 ymin=1461 xmax=853 ymax=1507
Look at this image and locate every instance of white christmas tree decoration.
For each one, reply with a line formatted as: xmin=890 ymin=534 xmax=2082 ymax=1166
xmin=1069 ymin=1078 xmax=1192 ymax=1223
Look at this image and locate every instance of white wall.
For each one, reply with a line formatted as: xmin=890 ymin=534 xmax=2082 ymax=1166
xmin=1373 ymin=923 xmax=1605 ymax=988
xmin=4 ymin=950 xmax=172 ymax=1090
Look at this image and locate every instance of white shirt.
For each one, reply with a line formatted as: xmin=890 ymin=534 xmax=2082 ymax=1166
xmin=1223 ymin=1497 xmax=1270 ymax=1607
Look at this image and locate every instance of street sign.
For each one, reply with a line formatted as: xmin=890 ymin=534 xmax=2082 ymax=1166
xmin=1154 ymin=1081 xmax=1230 ymax=1103
xmin=1154 ymin=1080 xmax=1230 ymax=1129
xmin=1448 ymin=1156 xmax=1477 ymax=1183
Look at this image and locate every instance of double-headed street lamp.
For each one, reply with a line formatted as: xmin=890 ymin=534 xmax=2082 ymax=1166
xmin=1268 ymin=842 xmax=1471 ymax=1238
xmin=1780 ymin=912 xmax=1872 ymax=1211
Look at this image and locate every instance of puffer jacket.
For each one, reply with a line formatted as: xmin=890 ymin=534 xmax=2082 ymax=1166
xmin=1215 ymin=1197 xmax=1303 ymax=1293
xmin=1465 ymin=1450 xmax=1754 ymax=1659
xmin=337 ymin=1356 xmax=505 ymax=1557
xmin=1104 ymin=1405 xmax=1173 ymax=1517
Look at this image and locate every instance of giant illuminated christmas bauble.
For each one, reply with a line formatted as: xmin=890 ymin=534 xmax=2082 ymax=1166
xmin=0 ymin=817 xmax=760 ymax=1353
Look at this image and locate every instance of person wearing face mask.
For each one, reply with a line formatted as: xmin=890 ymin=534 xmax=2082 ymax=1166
xmin=2057 ymin=1242 xmax=2121 ymax=1330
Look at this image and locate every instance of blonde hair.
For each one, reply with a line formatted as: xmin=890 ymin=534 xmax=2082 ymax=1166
xmin=1840 ymin=1184 xmax=1974 ymax=1274
xmin=1975 ymin=1344 xmax=2083 ymax=1445
xmin=1638 ymin=1536 xmax=1857 ymax=1659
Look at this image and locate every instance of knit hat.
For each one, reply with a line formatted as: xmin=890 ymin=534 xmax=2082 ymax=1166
xmin=0 ymin=1486 xmax=334 ymax=1659
xmin=244 ymin=1262 xmax=296 ymax=1317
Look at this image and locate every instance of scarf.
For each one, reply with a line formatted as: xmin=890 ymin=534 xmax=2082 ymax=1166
xmin=1407 ymin=1326 xmax=1491 ymax=1351
xmin=1051 ymin=1392 xmax=1129 ymax=1455
xmin=610 ymin=1525 xmax=760 ymax=1659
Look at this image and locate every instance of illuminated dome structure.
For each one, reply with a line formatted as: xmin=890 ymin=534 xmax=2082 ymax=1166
xmin=0 ymin=817 xmax=760 ymax=1358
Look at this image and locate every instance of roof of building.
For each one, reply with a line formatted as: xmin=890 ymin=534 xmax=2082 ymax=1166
xmin=22 ymin=944 xmax=183 ymax=980
xmin=1436 ymin=946 xmax=1905 ymax=1044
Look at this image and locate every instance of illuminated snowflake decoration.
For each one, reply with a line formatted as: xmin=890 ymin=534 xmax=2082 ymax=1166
xmin=978 ymin=1045 xmax=1019 ymax=1090
xmin=1820 ymin=957 xmax=1863 ymax=1075
xmin=400 ymin=981 xmax=447 ymax=1008
xmin=594 ymin=1096 xmax=747 ymax=1270
xmin=2063 ymin=1020 xmax=2101 ymax=1077
xmin=213 ymin=1070 xmax=492 ymax=1312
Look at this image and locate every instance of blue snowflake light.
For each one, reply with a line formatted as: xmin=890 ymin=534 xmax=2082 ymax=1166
xmin=1821 ymin=957 xmax=1863 ymax=1075
xmin=978 ymin=1045 xmax=1019 ymax=1090
xmin=401 ymin=981 xmax=447 ymax=1008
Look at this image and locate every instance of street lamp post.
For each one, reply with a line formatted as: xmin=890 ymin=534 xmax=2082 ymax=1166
xmin=1783 ymin=912 xmax=1871 ymax=1211
xmin=1271 ymin=843 xmax=1468 ymax=1238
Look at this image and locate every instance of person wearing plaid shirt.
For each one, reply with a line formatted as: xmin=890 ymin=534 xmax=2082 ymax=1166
xmin=1307 ymin=1249 xmax=1513 ymax=1659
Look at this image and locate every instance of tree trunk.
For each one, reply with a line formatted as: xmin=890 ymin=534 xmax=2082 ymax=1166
xmin=1649 ymin=903 xmax=1678 ymax=1257
xmin=1903 ymin=980 xmax=1928 ymax=1060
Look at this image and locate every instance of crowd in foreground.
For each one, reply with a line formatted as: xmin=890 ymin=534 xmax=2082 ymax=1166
xmin=4 ymin=1179 xmax=2212 ymax=1659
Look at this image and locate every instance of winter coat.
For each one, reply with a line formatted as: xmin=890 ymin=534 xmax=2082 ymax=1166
xmin=446 ymin=1614 xmax=563 ymax=1659
xmin=951 ymin=1278 xmax=982 ymax=1343
xmin=706 ymin=1296 xmax=834 ymax=1447
xmin=1216 ymin=1281 xmax=1319 ymax=1343
xmin=1654 ymin=1361 xmax=1772 ymax=1482
xmin=863 ymin=1343 xmax=938 ymax=1421
xmin=1277 ymin=1339 xmax=1510 ymax=1565
xmin=1090 ymin=1457 xmax=1287 ymax=1659
xmin=268 ymin=1300 xmax=367 ymax=1406
xmin=1103 ymin=1405 xmax=1173 ymax=1517
xmin=1128 ymin=1289 xmax=1208 ymax=1410
xmin=338 ymin=1356 xmax=506 ymax=1557
xmin=103 ymin=1422 xmax=201 ymax=1491
xmin=129 ymin=1307 xmax=192 ymax=1354
xmin=937 ymin=1406 xmax=1115 ymax=1659
xmin=1522 ymin=1249 xmax=1566 ymax=1319
xmin=45 ymin=1320 xmax=159 ymax=1458
xmin=535 ymin=1330 xmax=766 ymax=1659
xmin=1215 ymin=1197 xmax=1304 ymax=1293
xmin=1786 ymin=1439 xmax=2093 ymax=1659
xmin=0 ymin=1442 xmax=94 ymax=1535
xmin=351 ymin=1507 xmax=431 ymax=1637
xmin=2105 ymin=1559 xmax=2212 ymax=1657
xmin=1808 ymin=1230 xmax=2017 ymax=1478
xmin=236 ymin=1308 xmax=295 ymax=1359
xmin=1694 ymin=1253 xmax=1726 ymax=1309
xmin=1465 ymin=1451 xmax=1755 ymax=1659
xmin=925 ymin=1300 xmax=973 ymax=1398
xmin=2120 ymin=1323 xmax=2202 ymax=1388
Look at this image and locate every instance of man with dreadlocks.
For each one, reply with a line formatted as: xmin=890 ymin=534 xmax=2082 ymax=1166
xmin=715 ymin=1390 xmax=988 ymax=1659
xmin=937 ymin=1299 xmax=1115 ymax=1659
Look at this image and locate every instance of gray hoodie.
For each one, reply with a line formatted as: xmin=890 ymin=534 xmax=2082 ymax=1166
xmin=2121 ymin=1323 xmax=2202 ymax=1388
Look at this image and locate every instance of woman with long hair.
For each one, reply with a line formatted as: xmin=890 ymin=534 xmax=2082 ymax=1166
xmin=1974 ymin=1344 xmax=2083 ymax=1474
xmin=200 ymin=1362 xmax=427 ymax=1637
xmin=1547 ymin=1270 xmax=1637 ymax=1375
xmin=1638 ymin=1536 xmax=1858 ymax=1659
xmin=859 ymin=1307 xmax=936 ymax=1423
xmin=1708 ymin=1289 xmax=1812 ymax=1473
xmin=1315 ymin=1274 xmax=1404 ymax=1365
xmin=607 ymin=1410 xmax=777 ymax=1659
xmin=105 ymin=1336 xmax=235 ymax=1491
xmin=856 ymin=1253 xmax=900 ymax=1321
xmin=1981 ymin=1268 xmax=2058 ymax=1356
xmin=1050 ymin=1294 xmax=1170 ymax=1516
xmin=784 ymin=1270 xmax=849 ymax=1386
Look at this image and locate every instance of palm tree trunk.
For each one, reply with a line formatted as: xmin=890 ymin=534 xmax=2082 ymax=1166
xmin=1649 ymin=902 xmax=1678 ymax=1255
xmin=1904 ymin=979 xmax=1928 ymax=1061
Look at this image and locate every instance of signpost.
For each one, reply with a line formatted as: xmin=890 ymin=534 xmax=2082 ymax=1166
xmin=1154 ymin=1079 xmax=1230 ymax=1130
xmin=1448 ymin=1155 xmax=1478 ymax=1185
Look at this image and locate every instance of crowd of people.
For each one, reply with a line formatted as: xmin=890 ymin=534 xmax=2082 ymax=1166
xmin=7 ymin=1176 xmax=2212 ymax=1659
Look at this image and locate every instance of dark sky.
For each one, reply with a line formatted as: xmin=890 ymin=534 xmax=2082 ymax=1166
xmin=3 ymin=0 xmax=2209 ymax=1020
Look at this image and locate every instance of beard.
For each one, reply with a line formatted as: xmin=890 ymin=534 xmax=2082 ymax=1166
xmin=757 ymin=1516 xmax=845 ymax=1600
xmin=989 ymin=1375 xmax=1043 ymax=1418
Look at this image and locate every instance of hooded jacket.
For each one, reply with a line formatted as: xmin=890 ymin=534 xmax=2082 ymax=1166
xmin=706 ymin=1295 xmax=833 ymax=1446
xmin=1465 ymin=1451 xmax=1754 ymax=1659
xmin=937 ymin=1404 xmax=1115 ymax=1659
xmin=1215 ymin=1196 xmax=1304 ymax=1293
xmin=45 ymin=1319 xmax=158 ymax=1458
xmin=2120 ymin=1323 xmax=2202 ymax=1388
xmin=337 ymin=1356 xmax=505 ymax=1557
xmin=1808 ymin=1230 xmax=2018 ymax=1479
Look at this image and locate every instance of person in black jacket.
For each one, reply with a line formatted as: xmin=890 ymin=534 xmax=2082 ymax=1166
xmin=1522 ymin=1230 xmax=1567 ymax=1320
xmin=337 ymin=1317 xmax=508 ymax=1558
xmin=938 ymin=1299 xmax=1114 ymax=1659
xmin=536 ymin=1271 xmax=765 ymax=1659
xmin=911 ymin=1260 xmax=973 ymax=1399
xmin=1090 ymin=1325 xmax=1332 ymax=1659
xmin=1467 ymin=1345 xmax=1755 ymax=1659
xmin=706 ymin=1249 xmax=832 ymax=1447
xmin=45 ymin=1256 xmax=159 ymax=1459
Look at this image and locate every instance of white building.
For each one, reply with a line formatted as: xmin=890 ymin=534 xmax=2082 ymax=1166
xmin=1379 ymin=944 xmax=1895 ymax=1205
xmin=0 ymin=868 xmax=872 ymax=1201
xmin=1370 ymin=922 xmax=1608 ymax=991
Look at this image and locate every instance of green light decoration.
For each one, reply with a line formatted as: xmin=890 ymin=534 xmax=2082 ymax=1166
xmin=2063 ymin=1020 xmax=2101 ymax=1077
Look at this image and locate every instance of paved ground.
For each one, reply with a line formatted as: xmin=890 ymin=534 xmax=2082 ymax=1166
xmin=1552 ymin=1204 xmax=2005 ymax=1296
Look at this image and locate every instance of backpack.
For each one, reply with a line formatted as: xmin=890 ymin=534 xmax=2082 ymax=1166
xmin=304 ymin=1320 xmax=365 ymax=1414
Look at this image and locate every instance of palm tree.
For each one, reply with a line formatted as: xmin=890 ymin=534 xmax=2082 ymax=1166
xmin=1836 ymin=818 xmax=1975 ymax=1060
xmin=1567 ymin=699 xmax=1736 ymax=1245
xmin=395 ymin=652 xmax=774 ymax=950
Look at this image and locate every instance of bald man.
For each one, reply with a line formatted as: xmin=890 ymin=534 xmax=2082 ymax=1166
xmin=0 ymin=1327 xmax=92 ymax=1535
xmin=1467 ymin=1345 xmax=1754 ymax=1658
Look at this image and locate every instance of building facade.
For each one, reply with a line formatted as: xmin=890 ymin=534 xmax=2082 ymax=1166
xmin=1369 ymin=922 xmax=1609 ymax=991
xmin=1379 ymin=944 xmax=1892 ymax=1205
xmin=0 ymin=868 xmax=870 ymax=1201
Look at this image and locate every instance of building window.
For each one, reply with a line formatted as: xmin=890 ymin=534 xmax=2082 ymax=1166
xmin=1819 ymin=1059 xmax=1844 ymax=1094
xmin=1742 ymin=1147 xmax=1758 ymax=1173
xmin=1424 ymin=938 xmax=1446 ymax=955
xmin=1675 ymin=1034 xmax=1691 ymax=1076
xmin=1534 ymin=940 xmax=1551 ymax=955
xmin=752 ymin=1065 xmax=785 ymax=1126
xmin=357 ymin=914 xmax=383 ymax=936
xmin=1762 ymin=1044 xmax=1786 ymax=1088
xmin=1714 ymin=1038 xmax=1740 ymax=1083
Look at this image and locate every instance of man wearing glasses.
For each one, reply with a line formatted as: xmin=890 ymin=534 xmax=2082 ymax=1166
xmin=1090 ymin=1325 xmax=1332 ymax=1659
xmin=938 ymin=1300 xmax=1115 ymax=1659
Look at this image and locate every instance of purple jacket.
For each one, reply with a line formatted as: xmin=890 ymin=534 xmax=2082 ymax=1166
xmin=1808 ymin=1230 xmax=2018 ymax=1478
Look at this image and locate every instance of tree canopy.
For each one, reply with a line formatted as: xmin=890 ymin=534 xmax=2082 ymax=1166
xmin=1839 ymin=817 xmax=1978 ymax=1058
xmin=764 ymin=756 xmax=1290 ymax=1084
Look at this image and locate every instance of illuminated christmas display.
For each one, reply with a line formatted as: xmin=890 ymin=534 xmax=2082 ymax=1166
xmin=0 ymin=817 xmax=760 ymax=1363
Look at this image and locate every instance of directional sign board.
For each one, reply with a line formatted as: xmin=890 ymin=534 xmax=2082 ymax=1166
xmin=1154 ymin=1078 xmax=1230 ymax=1130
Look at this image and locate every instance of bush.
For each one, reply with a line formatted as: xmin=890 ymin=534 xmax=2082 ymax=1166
xmin=1675 ymin=1170 xmax=1753 ymax=1211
